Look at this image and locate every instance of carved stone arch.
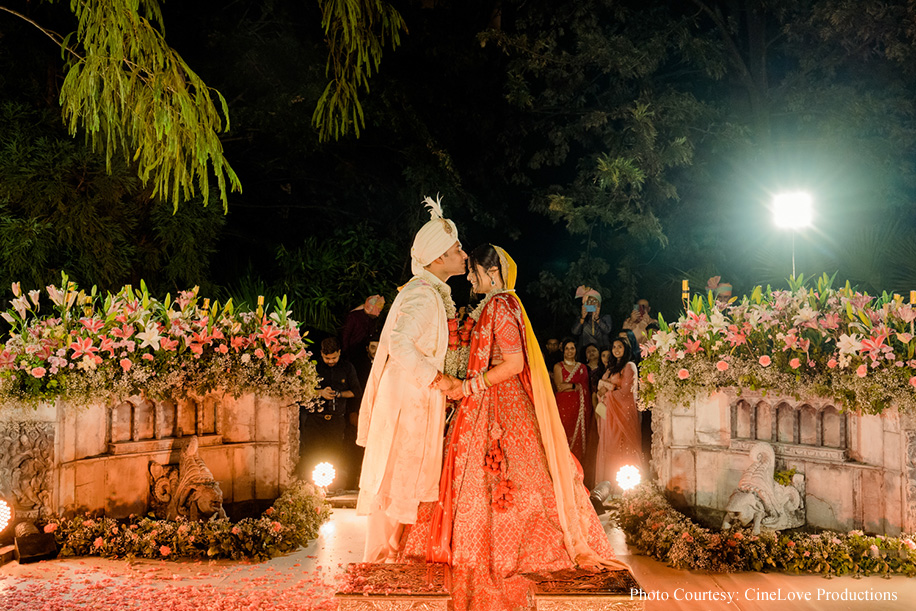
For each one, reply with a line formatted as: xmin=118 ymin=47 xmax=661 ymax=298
xmin=755 ymin=401 xmax=774 ymax=441
xmin=776 ymin=401 xmax=797 ymax=444
xmin=822 ymin=405 xmax=846 ymax=449
xmin=799 ymin=404 xmax=819 ymax=445
xmin=732 ymin=399 xmax=754 ymax=439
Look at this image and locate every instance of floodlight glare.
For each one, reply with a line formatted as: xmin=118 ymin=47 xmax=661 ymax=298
xmin=772 ymin=192 xmax=813 ymax=229
xmin=312 ymin=462 xmax=336 ymax=489
xmin=616 ymin=465 xmax=642 ymax=492
xmin=0 ymin=498 xmax=12 ymax=535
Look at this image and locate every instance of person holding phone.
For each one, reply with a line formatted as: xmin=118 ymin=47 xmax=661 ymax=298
xmin=622 ymin=298 xmax=653 ymax=344
xmin=571 ymin=286 xmax=612 ymax=358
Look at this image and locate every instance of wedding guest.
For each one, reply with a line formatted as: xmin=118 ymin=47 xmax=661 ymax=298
xmin=553 ymin=338 xmax=591 ymax=462
xmin=584 ymin=343 xmax=604 ymax=393
xmin=595 ymin=338 xmax=642 ymax=489
xmin=571 ymin=286 xmax=612 ymax=357
xmin=340 ymin=295 xmax=385 ymax=375
xmin=299 ymin=337 xmax=360 ymax=490
xmin=621 ymin=298 xmax=652 ymax=344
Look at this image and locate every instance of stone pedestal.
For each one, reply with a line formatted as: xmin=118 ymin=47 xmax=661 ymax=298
xmin=652 ymin=389 xmax=916 ymax=535
xmin=0 ymin=392 xmax=299 ymax=520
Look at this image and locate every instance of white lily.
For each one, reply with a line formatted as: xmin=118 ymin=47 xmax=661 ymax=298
xmin=136 ymin=323 xmax=162 ymax=351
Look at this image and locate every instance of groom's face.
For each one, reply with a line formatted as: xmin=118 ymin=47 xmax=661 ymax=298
xmin=438 ymin=241 xmax=468 ymax=277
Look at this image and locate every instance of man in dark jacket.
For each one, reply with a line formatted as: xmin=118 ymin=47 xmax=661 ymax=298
xmin=298 ymin=337 xmax=361 ymax=491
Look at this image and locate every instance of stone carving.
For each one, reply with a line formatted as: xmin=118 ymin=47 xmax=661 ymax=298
xmin=0 ymin=422 xmax=54 ymax=518
xmin=148 ymin=436 xmax=226 ymax=521
xmin=906 ymin=431 xmax=916 ymax=533
xmin=722 ymin=442 xmax=805 ymax=535
xmin=148 ymin=461 xmax=180 ymax=519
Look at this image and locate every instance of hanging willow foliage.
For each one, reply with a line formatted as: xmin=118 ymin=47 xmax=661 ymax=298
xmin=312 ymin=0 xmax=407 ymax=141
xmin=52 ymin=0 xmax=240 ymax=211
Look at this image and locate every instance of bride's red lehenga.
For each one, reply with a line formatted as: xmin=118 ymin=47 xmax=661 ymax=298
xmin=401 ymin=292 xmax=619 ymax=611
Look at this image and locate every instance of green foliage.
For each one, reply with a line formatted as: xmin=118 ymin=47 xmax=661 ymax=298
xmin=276 ymin=223 xmax=400 ymax=332
xmin=41 ymin=480 xmax=332 ymax=560
xmin=0 ymin=102 xmax=225 ymax=294
xmin=312 ymin=0 xmax=407 ymax=141
xmin=614 ymin=483 xmax=916 ymax=576
xmin=773 ymin=467 xmax=797 ymax=487
xmin=484 ymin=0 xmax=711 ymax=315
xmin=0 ymin=0 xmax=240 ymax=209
xmin=57 ymin=0 xmax=241 ymax=210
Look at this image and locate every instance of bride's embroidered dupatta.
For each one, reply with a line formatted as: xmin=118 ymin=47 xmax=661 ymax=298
xmin=428 ymin=247 xmax=607 ymax=567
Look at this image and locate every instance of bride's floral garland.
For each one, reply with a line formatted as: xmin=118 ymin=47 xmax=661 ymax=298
xmin=443 ymin=289 xmax=512 ymax=379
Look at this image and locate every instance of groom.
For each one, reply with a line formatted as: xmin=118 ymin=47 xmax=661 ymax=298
xmin=356 ymin=196 xmax=466 ymax=562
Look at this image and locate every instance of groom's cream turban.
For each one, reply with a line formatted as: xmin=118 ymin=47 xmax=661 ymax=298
xmin=410 ymin=195 xmax=459 ymax=276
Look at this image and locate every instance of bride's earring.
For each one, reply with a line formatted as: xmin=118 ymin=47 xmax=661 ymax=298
xmin=490 ymin=276 xmax=495 ymax=286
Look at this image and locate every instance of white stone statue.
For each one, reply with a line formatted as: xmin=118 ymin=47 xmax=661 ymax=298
xmin=721 ymin=442 xmax=804 ymax=535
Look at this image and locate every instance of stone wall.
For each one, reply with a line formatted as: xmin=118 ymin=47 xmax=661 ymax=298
xmin=0 ymin=393 xmax=299 ymax=519
xmin=652 ymin=389 xmax=916 ymax=535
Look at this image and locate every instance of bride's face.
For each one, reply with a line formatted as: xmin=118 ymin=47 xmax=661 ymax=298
xmin=468 ymin=263 xmax=501 ymax=294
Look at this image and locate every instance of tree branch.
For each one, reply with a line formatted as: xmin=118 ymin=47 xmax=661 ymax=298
xmin=0 ymin=5 xmax=82 ymax=60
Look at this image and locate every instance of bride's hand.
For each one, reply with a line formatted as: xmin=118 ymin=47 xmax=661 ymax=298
xmin=575 ymin=553 xmax=630 ymax=572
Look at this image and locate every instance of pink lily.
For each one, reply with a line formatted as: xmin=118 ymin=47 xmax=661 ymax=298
xmin=69 ymin=337 xmax=98 ymax=359
xmin=79 ymin=317 xmax=105 ymax=334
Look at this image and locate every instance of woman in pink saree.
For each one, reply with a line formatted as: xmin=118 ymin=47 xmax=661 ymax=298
xmin=594 ymin=337 xmax=643 ymax=487
xmin=401 ymin=244 xmax=627 ymax=611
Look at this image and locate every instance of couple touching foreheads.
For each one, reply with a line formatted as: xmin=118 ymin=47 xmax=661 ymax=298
xmin=355 ymin=196 xmax=628 ymax=611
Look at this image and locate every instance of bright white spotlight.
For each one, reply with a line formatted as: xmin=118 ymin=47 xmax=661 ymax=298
xmin=772 ymin=192 xmax=813 ymax=229
xmin=616 ymin=465 xmax=641 ymax=491
xmin=0 ymin=498 xmax=12 ymax=535
xmin=312 ymin=462 xmax=336 ymax=489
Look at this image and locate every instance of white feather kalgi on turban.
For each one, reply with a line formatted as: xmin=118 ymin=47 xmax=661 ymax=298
xmin=410 ymin=195 xmax=459 ymax=276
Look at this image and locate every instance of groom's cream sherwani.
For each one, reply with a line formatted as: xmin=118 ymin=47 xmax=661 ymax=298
xmin=356 ymin=269 xmax=451 ymax=526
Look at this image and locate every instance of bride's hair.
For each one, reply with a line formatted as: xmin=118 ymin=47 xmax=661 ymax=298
xmin=468 ymin=244 xmax=504 ymax=287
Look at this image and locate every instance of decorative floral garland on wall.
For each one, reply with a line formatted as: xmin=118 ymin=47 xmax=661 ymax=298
xmin=614 ymin=484 xmax=916 ymax=576
xmin=639 ymin=274 xmax=916 ymax=414
xmin=0 ymin=274 xmax=320 ymax=409
xmin=39 ymin=480 xmax=331 ymax=561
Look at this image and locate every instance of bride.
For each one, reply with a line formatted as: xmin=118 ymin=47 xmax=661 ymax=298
xmin=401 ymin=244 xmax=628 ymax=611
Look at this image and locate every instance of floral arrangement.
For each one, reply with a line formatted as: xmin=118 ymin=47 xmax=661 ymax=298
xmin=613 ymin=483 xmax=916 ymax=576
xmin=39 ymin=480 xmax=332 ymax=561
xmin=640 ymin=274 xmax=916 ymax=414
xmin=0 ymin=274 xmax=320 ymax=408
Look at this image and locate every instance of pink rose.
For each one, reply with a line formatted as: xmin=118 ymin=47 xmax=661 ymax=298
xmin=231 ymin=526 xmax=241 ymax=535
xmin=43 ymin=523 xmax=58 ymax=533
xmin=142 ymin=353 xmax=155 ymax=361
xmin=856 ymin=364 xmax=868 ymax=378
xmin=759 ymin=355 xmax=771 ymax=367
xmin=904 ymin=539 xmax=916 ymax=550
xmin=909 ymin=376 xmax=916 ymax=388
xmin=271 ymin=521 xmax=283 ymax=533
xmin=159 ymin=545 xmax=171 ymax=556
xmin=716 ymin=360 xmax=728 ymax=372
xmin=94 ymin=537 xmax=104 ymax=549
xmin=218 ymin=344 xmax=229 ymax=354
xmin=119 ymin=358 xmax=132 ymax=372
xmin=827 ymin=358 xmax=838 ymax=369
xmin=255 ymin=348 xmax=265 ymax=359
xmin=789 ymin=358 xmax=801 ymax=369
xmin=677 ymin=368 xmax=690 ymax=380
xmin=647 ymin=372 xmax=656 ymax=384
xmin=30 ymin=366 xmax=47 ymax=378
